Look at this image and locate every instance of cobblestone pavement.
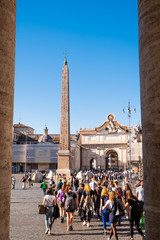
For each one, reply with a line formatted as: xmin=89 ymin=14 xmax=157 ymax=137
xmin=10 ymin=176 xmax=144 ymax=240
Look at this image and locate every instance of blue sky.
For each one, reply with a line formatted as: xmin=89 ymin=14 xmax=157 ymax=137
xmin=14 ymin=0 xmax=140 ymax=134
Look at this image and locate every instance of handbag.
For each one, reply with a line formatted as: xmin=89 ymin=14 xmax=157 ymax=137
xmin=141 ymin=215 xmax=145 ymax=230
xmin=78 ymin=207 xmax=83 ymax=217
xmin=38 ymin=204 xmax=46 ymax=214
xmin=53 ymin=204 xmax=60 ymax=219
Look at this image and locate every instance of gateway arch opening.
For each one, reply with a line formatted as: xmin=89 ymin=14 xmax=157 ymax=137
xmin=105 ymin=151 xmax=118 ymax=170
xmin=90 ymin=158 xmax=97 ymax=170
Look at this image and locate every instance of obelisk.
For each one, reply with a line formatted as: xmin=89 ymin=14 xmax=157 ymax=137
xmin=57 ymin=56 xmax=71 ymax=176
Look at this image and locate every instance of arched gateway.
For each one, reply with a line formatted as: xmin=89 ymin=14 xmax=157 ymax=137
xmin=90 ymin=158 xmax=97 ymax=170
xmin=105 ymin=150 xmax=118 ymax=169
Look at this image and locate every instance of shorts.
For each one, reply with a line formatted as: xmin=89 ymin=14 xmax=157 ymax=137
xmin=66 ymin=209 xmax=75 ymax=213
xmin=109 ymin=211 xmax=117 ymax=223
xmin=59 ymin=202 xmax=64 ymax=208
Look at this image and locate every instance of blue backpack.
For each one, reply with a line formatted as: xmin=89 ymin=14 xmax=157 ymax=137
xmin=65 ymin=193 xmax=75 ymax=211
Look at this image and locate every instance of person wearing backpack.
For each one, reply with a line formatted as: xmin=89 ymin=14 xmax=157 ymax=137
xmin=122 ymin=190 xmax=144 ymax=240
xmin=100 ymin=187 xmax=111 ymax=235
xmin=41 ymin=180 xmax=48 ymax=196
xmin=102 ymin=191 xmax=118 ymax=240
xmin=79 ymin=183 xmax=95 ymax=227
xmin=136 ymin=180 xmax=144 ymax=212
xmin=57 ymin=179 xmax=63 ymax=191
xmin=64 ymin=186 xmax=78 ymax=231
xmin=58 ymin=185 xmax=66 ymax=223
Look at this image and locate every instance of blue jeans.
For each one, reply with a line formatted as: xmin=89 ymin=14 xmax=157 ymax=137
xmin=118 ymin=216 xmax=121 ymax=224
xmin=45 ymin=206 xmax=54 ymax=230
xmin=102 ymin=209 xmax=111 ymax=230
xmin=42 ymin=189 xmax=46 ymax=196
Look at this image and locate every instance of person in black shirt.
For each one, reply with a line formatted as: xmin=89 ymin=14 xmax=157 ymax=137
xmin=95 ymin=181 xmax=103 ymax=220
xmin=77 ymin=183 xmax=84 ymax=221
xmin=122 ymin=190 xmax=144 ymax=240
xmin=114 ymin=180 xmax=123 ymax=226
xmin=74 ymin=177 xmax=79 ymax=191
xmin=100 ymin=187 xmax=111 ymax=235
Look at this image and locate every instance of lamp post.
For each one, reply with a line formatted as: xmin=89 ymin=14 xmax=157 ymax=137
xmin=108 ymin=154 xmax=112 ymax=168
xmin=123 ymin=101 xmax=136 ymax=173
xmin=25 ymin=132 xmax=28 ymax=173
xmin=138 ymin=155 xmax=141 ymax=178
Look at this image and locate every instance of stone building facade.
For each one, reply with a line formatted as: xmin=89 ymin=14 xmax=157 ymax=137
xmin=75 ymin=114 xmax=142 ymax=171
xmin=12 ymin=117 xmax=143 ymax=173
xmin=12 ymin=124 xmax=75 ymax=173
xmin=12 ymin=115 xmax=142 ymax=173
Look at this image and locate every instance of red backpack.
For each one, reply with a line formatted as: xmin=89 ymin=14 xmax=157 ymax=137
xmin=116 ymin=187 xmax=122 ymax=199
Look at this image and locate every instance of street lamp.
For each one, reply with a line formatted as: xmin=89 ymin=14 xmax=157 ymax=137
xmin=24 ymin=132 xmax=28 ymax=173
xmin=138 ymin=155 xmax=141 ymax=178
xmin=122 ymin=101 xmax=136 ymax=172
xmin=108 ymin=154 xmax=112 ymax=168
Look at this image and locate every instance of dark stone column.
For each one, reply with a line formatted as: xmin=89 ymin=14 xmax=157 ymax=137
xmin=138 ymin=1 xmax=160 ymax=239
xmin=0 ymin=0 xmax=16 ymax=239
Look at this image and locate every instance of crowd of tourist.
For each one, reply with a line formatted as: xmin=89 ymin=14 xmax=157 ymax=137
xmin=11 ymin=168 xmax=144 ymax=239
xmin=41 ymin=170 xmax=145 ymax=240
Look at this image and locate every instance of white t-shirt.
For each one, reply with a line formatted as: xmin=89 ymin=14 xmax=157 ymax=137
xmin=136 ymin=186 xmax=144 ymax=202
xmin=12 ymin=177 xmax=16 ymax=183
xmin=105 ymin=200 xmax=115 ymax=210
xmin=44 ymin=194 xmax=56 ymax=207
xmin=90 ymin=181 xmax=97 ymax=191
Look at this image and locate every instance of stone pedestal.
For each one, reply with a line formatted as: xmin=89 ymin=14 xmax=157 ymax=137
xmin=57 ymin=150 xmax=71 ymax=177
xmin=56 ymin=168 xmax=71 ymax=178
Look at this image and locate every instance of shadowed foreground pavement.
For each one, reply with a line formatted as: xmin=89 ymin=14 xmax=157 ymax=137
xmin=10 ymin=178 xmax=144 ymax=240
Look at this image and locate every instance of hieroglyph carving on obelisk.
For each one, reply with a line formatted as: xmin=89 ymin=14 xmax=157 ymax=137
xmin=57 ymin=57 xmax=71 ymax=176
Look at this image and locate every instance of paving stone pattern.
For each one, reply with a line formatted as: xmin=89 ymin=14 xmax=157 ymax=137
xmin=10 ymin=176 xmax=144 ymax=240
